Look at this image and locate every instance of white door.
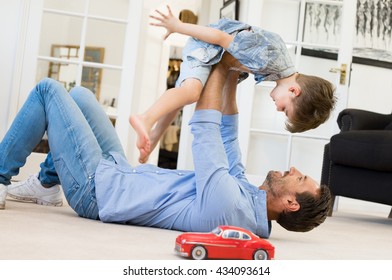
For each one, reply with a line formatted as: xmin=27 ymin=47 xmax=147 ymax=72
xmin=235 ymin=0 xmax=357 ymax=181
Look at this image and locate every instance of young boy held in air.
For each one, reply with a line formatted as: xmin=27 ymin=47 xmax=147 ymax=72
xmin=130 ymin=6 xmax=336 ymax=163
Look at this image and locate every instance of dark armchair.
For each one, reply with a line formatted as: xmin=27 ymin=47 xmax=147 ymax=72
xmin=321 ymin=108 xmax=392 ymax=217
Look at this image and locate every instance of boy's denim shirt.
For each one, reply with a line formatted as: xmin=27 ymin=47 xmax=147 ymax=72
xmin=184 ymin=18 xmax=296 ymax=83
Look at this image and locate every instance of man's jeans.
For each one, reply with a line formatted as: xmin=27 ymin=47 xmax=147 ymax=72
xmin=0 ymin=78 xmax=124 ymax=219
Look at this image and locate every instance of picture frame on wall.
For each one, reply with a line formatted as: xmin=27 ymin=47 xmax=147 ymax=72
xmin=301 ymin=0 xmax=392 ymax=69
xmin=48 ymin=45 xmax=105 ymax=97
xmin=351 ymin=0 xmax=392 ymax=68
xmin=300 ymin=2 xmax=341 ymax=61
xmin=220 ymin=0 xmax=238 ymax=20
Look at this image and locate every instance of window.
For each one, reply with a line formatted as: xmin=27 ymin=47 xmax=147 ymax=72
xmin=212 ymin=227 xmax=223 ymax=236
xmin=36 ymin=0 xmax=130 ymax=121
xmin=241 ymin=233 xmax=251 ymax=240
xmin=223 ymin=230 xmax=240 ymax=239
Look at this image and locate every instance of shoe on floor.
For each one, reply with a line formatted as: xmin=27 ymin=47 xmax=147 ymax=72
xmin=7 ymin=174 xmax=63 ymax=207
xmin=0 ymin=184 xmax=7 ymax=210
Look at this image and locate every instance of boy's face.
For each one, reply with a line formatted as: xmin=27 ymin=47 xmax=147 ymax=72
xmin=269 ymin=74 xmax=301 ymax=122
xmin=269 ymin=83 xmax=295 ymax=120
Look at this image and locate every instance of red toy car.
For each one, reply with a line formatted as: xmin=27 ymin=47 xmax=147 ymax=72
xmin=175 ymin=225 xmax=275 ymax=260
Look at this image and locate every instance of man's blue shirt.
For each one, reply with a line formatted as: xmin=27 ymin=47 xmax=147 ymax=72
xmin=95 ymin=110 xmax=270 ymax=238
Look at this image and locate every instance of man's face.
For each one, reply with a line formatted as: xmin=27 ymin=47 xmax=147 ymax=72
xmin=262 ymin=167 xmax=320 ymax=198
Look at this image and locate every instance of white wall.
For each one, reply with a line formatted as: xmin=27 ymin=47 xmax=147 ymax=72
xmin=0 ymin=0 xmax=23 ymax=137
xmin=348 ymin=63 xmax=392 ymax=114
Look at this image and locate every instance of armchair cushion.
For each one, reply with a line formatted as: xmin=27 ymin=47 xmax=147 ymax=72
xmin=330 ymin=130 xmax=392 ymax=172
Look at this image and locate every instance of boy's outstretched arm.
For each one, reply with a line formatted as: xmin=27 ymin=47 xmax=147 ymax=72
xmin=150 ymin=5 xmax=234 ymax=49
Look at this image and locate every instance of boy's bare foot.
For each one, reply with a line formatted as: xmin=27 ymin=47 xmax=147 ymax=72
xmin=138 ymin=129 xmax=161 ymax=164
xmin=129 ymin=115 xmax=151 ymax=163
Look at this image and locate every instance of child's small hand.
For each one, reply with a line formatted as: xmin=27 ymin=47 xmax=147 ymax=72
xmin=150 ymin=5 xmax=182 ymax=40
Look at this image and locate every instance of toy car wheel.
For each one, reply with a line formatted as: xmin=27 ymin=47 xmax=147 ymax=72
xmin=253 ymin=249 xmax=268 ymax=260
xmin=191 ymin=245 xmax=207 ymax=260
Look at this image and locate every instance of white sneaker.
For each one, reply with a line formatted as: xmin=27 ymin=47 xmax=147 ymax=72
xmin=0 ymin=184 xmax=7 ymax=209
xmin=7 ymin=174 xmax=63 ymax=206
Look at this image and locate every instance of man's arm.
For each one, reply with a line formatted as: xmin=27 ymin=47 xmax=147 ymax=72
xmin=195 ymin=53 xmax=240 ymax=111
xmin=195 ymin=63 xmax=227 ymax=111
xmin=221 ymin=70 xmax=239 ymax=115
xmin=188 ymin=63 xmax=249 ymax=223
xmin=220 ymin=70 xmax=247 ymax=179
xmin=188 ymin=61 xmax=233 ymax=189
xmin=150 ymin=5 xmax=234 ymax=49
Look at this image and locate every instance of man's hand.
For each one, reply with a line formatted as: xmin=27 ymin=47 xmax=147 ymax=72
xmin=150 ymin=5 xmax=182 ymax=40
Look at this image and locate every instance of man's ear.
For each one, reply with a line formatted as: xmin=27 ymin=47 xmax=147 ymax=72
xmin=289 ymin=86 xmax=301 ymax=97
xmin=282 ymin=195 xmax=300 ymax=212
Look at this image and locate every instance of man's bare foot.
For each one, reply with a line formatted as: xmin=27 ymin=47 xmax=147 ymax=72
xmin=129 ymin=114 xmax=151 ymax=163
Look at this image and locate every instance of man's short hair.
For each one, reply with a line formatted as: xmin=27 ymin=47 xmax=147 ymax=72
xmin=276 ymin=184 xmax=332 ymax=232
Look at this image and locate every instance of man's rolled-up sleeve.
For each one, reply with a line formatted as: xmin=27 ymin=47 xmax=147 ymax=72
xmin=189 ymin=109 xmax=227 ymax=180
xmin=220 ymin=114 xmax=246 ymax=179
xmin=190 ymin=109 xmax=240 ymax=189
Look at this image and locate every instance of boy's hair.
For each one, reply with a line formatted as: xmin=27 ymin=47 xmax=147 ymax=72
xmin=286 ymin=74 xmax=336 ymax=133
xmin=277 ymin=184 xmax=332 ymax=232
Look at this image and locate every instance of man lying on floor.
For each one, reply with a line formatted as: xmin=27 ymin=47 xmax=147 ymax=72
xmin=0 ymin=57 xmax=331 ymax=238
